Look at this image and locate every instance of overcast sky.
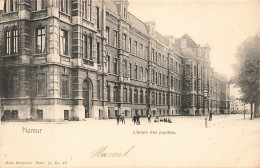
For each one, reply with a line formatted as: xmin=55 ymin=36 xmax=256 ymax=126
xmin=128 ymin=0 xmax=260 ymax=97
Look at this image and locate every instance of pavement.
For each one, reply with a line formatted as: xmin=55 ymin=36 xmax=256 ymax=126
xmin=1 ymin=114 xmax=260 ymax=168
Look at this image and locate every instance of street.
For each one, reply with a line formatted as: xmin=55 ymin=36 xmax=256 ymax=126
xmin=1 ymin=114 xmax=260 ymax=168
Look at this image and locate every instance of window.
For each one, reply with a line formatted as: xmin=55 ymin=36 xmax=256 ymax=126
xmin=36 ymin=74 xmax=46 ymax=96
xmin=113 ymin=86 xmax=119 ymax=102
xmin=37 ymin=110 xmax=43 ymax=119
xmin=12 ymin=110 xmax=18 ymax=119
xmin=35 ymin=0 xmax=45 ymax=10
xmin=107 ymin=85 xmax=110 ymax=102
xmin=162 ymin=74 xmax=165 ymax=86
xmin=129 ymin=63 xmax=132 ymax=78
xmin=159 ymin=73 xmax=161 ymax=85
xmin=159 ymin=93 xmax=161 ymax=105
xmin=122 ymin=34 xmax=126 ymax=50
xmin=134 ymin=65 xmax=138 ymax=80
xmin=96 ymin=7 xmax=100 ymax=28
xmin=83 ymin=0 xmax=92 ymax=20
xmin=134 ymin=89 xmax=138 ymax=103
xmin=145 ymin=47 xmax=148 ymax=60
xmin=61 ymin=75 xmax=69 ymax=98
xmin=145 ymin=69 xmax=148 ymax=82
xmin=181 ymin=39 xmax=187 ymax=48
xmin=155 ymin=72 xmax=158 ymax=85
xmin=60 ymin=29 xmax=68 ymax=55
xmin=128 ymin=38 xmax=131 ymax=52
xmin=60 ymin=0 xmax=68 ymax=14
xmin=36 ymin=28 xmax=46 ymax=54
xmin=124 ymin=60 xmax=127 ymax=77
xmin=106 ymin=27 xmax=110 ymax=44
xmin=8 ymin=74 xmax=19 ymax=97
xmin=123 ymin=88 xmax=127 ymax=102
xmin=129 ymin=88 xmax=132 ymax=103
xmin=123 ymin=7 xmax=127 ymax=18
xmin=5 ymin=29 xmax=19 ymax=55
xmin=139 ymin=44 xmax=143 ymax=58
xmin=171 ymin=76 xmax=173 ymax=88
xmin=97 ymin=80 xmax=100 ymax=100
xmin=4 ymin=0 xmax=18 ymax=13
xmin=152 ymin=49 xmax=155 ymax=62
xmin=152 ymin=70 xmax=154 ymax=83
xmin=140 ymin=67 xmax=143 ymax=81
xmin=114 ymin=30 xmax=118 ymax=47
xmin=140 ymin=90 xmax=143 ymax=104
xmin=64 ymin=110 xmax=69 ymax=120
xmin=151 ymin=91 xmax=155 ymax=105
xmin=134 ymin=41 xmax=137 ymax=55
xmin=87 ymin=36 xmax=92 ymax=60
xmin=107 ymin=55 xmax=110 ymax=73
xmin=186 ymin=65 xmax=191 ymax=76
xmin=5 ymin=30 xmax=11 ymax=55
xmin=114 ymin=58 xmax=118 ymax=74
xmin=12 ymin=74 xmax=19 ymax=96
xmin=163 ymin=93 xmax=165 ymax=105
xmin=97 ymin=42 xmax=100 ymax=64
xmin=83 ymin=35 xmax=93 ymax=59
xmin=88 ymin=0 xmax=92 ymax=21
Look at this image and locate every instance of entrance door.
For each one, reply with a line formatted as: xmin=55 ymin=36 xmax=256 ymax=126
xmin=83 ymin=79 xmax=92 ymax=118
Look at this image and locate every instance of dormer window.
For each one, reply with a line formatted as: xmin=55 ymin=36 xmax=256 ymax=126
xmin=181 ymin=39 xmax=187 ymax=48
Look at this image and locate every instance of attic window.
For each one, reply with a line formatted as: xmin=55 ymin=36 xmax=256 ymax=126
xmin=181 ymin=39 xmax=187 ymax=48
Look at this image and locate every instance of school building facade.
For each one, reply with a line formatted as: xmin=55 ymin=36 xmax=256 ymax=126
xmin=0 ymin=0 xmax=230 ymax=121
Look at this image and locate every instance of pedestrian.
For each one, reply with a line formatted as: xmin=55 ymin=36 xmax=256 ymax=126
xmin=136 ymin=115 xmax=140 ymax=125
xmin=132 ymin=115 xmax=137 ymax=124
xmin=209 ymin=111 xmax=212 ymax=121
xmin=121 ymin=113 xmax=125 ymax=124
xmin=116 ymin=114 xmax=120 ymax=125
xmin=147 ymin=114 xmax=151 ymax=122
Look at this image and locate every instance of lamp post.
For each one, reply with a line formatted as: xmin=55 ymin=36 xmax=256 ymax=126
xmin=243 ymin=103 xmax=245 ymax=119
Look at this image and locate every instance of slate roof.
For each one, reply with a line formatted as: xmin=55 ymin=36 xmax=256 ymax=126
xmin=128 ymin=12 xmax=148 ymax=36
xmin=155 ymin=31 xmax=169 ymax=46
xmin=106 ymin=0 xmax=119 ymax=16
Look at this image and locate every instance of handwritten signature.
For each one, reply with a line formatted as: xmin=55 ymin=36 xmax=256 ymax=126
xmin=91 ymin=146 xmax=135 ymax=158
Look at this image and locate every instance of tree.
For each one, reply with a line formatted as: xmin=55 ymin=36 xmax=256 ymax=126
xmin=232 ymin=36 xmax=260 ymax=118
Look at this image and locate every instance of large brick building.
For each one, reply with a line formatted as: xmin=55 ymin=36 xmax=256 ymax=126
xmin=0 ymin=0 xmax=230 ymax=121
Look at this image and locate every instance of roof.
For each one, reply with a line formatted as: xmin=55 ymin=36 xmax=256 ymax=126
xmin=128 ymin=12 xmax=148 ymax=36
xmin=155 ymin=31 xmax=169 ymax=46
xmin=181 ymin=34 xmax=198 ymax=48
xmin=106 ymin=0 xmax=119 ymax=16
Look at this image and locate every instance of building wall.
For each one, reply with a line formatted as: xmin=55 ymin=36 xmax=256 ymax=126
xmin=0 ymin=0 xmax=230 ymax=121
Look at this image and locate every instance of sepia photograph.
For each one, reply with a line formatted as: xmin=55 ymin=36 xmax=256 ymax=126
xmin=0 ymin=0 xmax=260 ymax=167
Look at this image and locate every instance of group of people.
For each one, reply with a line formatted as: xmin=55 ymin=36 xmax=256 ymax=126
xmin=116 ymin=112 xmax=173 ymax=125
xmin=154 ymin=116 xmax=172 ymax=123
xmin=116 ymin=113 xmax=125 ymax=125
xmin=132 ymin=115 xmax=141 ymax=125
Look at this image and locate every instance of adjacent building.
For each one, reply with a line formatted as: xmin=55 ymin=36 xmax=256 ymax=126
xmin=0 ymin=0 xmax=230 ymax=121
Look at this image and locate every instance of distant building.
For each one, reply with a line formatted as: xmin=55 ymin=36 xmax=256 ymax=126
xmin=0 ymin=0 xmax=230 ymax=121
xmin=230 ymin=99 xmax=250 ymax=114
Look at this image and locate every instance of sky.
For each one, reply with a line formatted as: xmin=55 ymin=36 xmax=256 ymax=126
xmin=128 ymin=0 xmax=260 ymax=98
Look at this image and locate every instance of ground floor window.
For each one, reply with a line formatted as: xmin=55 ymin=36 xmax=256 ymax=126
xmin=37 ymin=110 xmax=43 ymax=119
xmin=64 ymin=110 xmax=69 ymax=120
xmin=12 ymin=110 xmax=18 ymax=119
